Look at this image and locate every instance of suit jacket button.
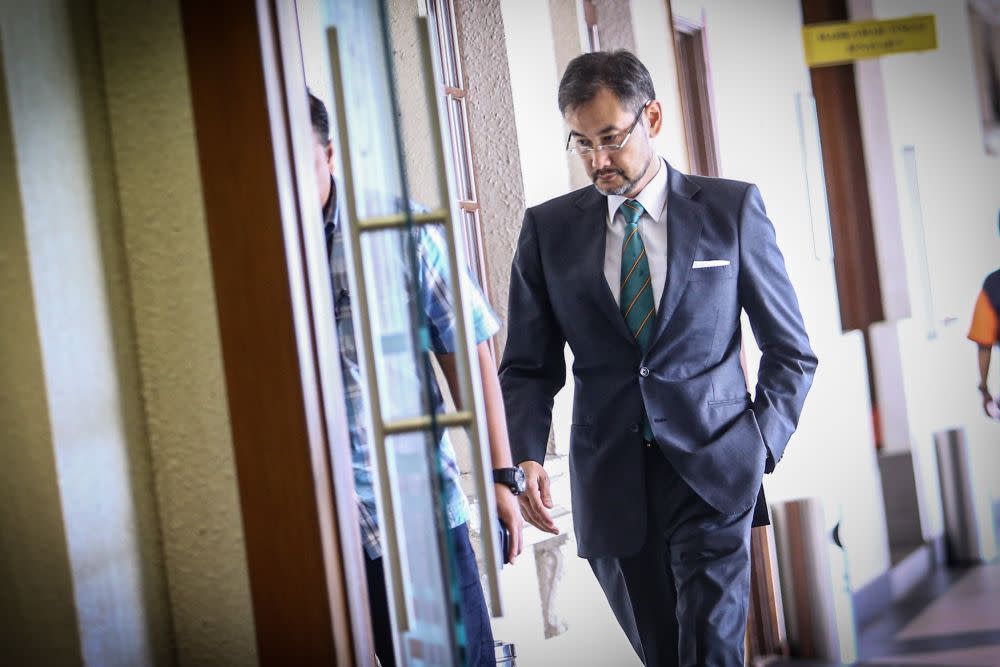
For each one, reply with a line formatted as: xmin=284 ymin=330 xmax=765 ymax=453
xmin=639 ymin=366 xmax=650 ymax=377
xmin=630 ymin=424 xmax=639 ymax=433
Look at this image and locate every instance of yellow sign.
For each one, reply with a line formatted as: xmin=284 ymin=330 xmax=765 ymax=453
xmin=802 ymin=14 xmax=937 ymax=67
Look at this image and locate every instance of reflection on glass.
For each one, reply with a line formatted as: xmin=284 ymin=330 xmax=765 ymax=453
xmin=793 ymin=92 xmax=833 ymax=263
xmin=325 ymin=1 xmax=404 ymax=220
xmin=385 ymin=432 xmax=462 ymax=665
xmin=448 ymin=97 xmax=472 ymax=200
xmin=308 ymin=0 xmax=468 ymax=664
xmin=361 ymin=228 xmax=426 ymax=423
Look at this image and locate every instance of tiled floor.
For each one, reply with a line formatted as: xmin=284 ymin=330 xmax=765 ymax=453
xmin=772 ymin=560 xmax=1000 ymax=666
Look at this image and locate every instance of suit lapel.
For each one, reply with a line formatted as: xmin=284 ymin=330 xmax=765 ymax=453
xmin=574 ymin=188 xmax=638 ymax=348
xmin=649 ymin=165 xmax=704 ymax=347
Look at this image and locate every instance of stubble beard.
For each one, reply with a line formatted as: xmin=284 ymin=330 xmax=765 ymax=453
xmin=592 ymin=151 xmax=655 ymax=197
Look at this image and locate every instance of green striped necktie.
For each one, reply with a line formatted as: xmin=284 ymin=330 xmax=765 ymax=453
xmin=619 ymin=199 xmax=655 ymax=441
xmin=619 ymin=199 xmax=655 ymax=351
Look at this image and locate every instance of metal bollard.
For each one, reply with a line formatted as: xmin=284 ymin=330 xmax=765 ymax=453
xmin=770 ymin=497 xmax=842 ymax=661
xmin=934 ymin=427 xmax=985 ymax=564
xmin=494 ymin=640 xmax=516 ymax=666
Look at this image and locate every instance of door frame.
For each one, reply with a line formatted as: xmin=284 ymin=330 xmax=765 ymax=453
xmin=179 ymin=1 xmax=370 ymax=663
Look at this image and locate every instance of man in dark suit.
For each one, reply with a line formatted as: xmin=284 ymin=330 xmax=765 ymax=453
xmin=498 ymin=51 xmax=817 ymax=665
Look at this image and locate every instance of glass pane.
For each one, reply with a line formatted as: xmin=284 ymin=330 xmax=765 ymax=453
xmin=326 ymin=5 xmax=405 ymax=217
xmin=461 ymin=209 xmax=485 ymax=290
xmin=299 ymin=0 xmax=467 ymax=664
xmin=447 ymin=96 xmax=473 ymax=201
xmin=361 ymin=228 xmax=427 ymax=422
xmin=432 ymin=0 xmax=462 ymax=88
xmin=385 ymin=432 xmax=461 ymax=665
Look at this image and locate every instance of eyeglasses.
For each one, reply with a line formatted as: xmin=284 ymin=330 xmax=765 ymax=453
xmin=566 ymin=100 xmax=650 ymax=156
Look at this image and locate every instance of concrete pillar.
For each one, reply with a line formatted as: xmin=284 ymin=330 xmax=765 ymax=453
xmin=592 ymin=0 xmax=637 ymax=52
xmin=0 ymin=2 xmax=168 ymax=664
xmin=1 ymin=1 xmax=259 ymax=664
xmin=454 ymin=0 xmax=528 ymax=349
xmin=95 ymin=0 xmax=258 ymax=663
xmin=0 ymin=25 xmax=84 ymax=664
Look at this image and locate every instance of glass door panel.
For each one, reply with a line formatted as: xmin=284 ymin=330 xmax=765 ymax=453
xmin=293 ymin=0 xmax=502 ymax=664
xmin=321 ymin=3 xmax=458 ymax=662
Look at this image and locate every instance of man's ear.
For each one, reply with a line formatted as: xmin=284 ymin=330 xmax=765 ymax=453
xmin=646 ymin=100 xmax=663 ymax=139
xmin=325 ymin=141 xmax=336 ymax=173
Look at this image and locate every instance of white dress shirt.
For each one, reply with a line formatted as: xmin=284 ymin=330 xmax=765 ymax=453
xmin=605 ymin=157 xmax=669 ymax=308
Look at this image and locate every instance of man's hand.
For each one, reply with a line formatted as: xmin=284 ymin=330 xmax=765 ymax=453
xmin=518 ymin=461 xmax=559 ymax=535
xmin=495 ymin=484 xmax=523 ymax=565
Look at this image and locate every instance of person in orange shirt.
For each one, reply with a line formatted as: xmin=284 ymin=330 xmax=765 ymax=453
xmin=968 ymin=213 xmax=1000 ymax=418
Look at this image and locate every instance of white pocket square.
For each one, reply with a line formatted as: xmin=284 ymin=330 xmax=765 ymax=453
xmin=692 ymin=259 xmax=730 ymax=269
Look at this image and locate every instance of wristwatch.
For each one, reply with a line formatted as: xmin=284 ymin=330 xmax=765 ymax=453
xmin=493 ymin=466 xmax=527 ymax=496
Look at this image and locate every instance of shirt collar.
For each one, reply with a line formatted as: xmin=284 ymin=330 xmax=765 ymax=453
xmin=606 ymin=156 xmax=668 ymax=225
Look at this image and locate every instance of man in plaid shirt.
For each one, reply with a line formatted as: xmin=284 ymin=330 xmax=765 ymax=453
xmin=309 ymin=93 xmax=522 ymax=666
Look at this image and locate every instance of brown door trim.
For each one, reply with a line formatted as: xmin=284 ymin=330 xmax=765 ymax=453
xmin=801 ymin=0 xmax=885 ymax=332
xmin=672 ymin=16 xmax=722 ymax=178
xmin=179 ymin=1 xmax=357 ymax=663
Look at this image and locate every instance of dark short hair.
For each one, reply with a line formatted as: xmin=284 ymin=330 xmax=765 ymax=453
xmin=557 ymin=50 xmax=655 ymax=115
xmin=308 ymin=90 xmax=330 ymax=144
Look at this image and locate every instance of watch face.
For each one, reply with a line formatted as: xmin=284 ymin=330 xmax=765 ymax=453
xmin=513 ymin=466 xmax=527 ymax=493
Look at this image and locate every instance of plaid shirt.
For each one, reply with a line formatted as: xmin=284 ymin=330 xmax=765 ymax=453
xmin=324 ymin=185 xmax=500 ymax=559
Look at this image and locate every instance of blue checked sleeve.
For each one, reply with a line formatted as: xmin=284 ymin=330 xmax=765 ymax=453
xmin=417 ymin=225 xmax=500 ymax=354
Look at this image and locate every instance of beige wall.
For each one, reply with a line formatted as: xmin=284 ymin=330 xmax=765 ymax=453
xmin=874 ymin=0 xmax=1000 ymax=556
xmin=0 ymin=1 xmax=257 ymax=664
xmin=630 ymin=0 xmax=690 ymax=172
xmin=593 ymin=0 xmax=637 ymax=52
xmin=94 ymin=0 xmax=259 ymax=663
xmin=388 ymin=0 xmax=443 ymax=209
xmin=454 ymin=0 xmax=526 ymax=352
xmin=548 ymin=0 xmax=593 ymax=190
xmin=1 ymin=2 xmax=168 ymax=664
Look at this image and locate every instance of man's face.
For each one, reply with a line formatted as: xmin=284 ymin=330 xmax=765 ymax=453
xmin=564 ymin=87 xmax=661 ymax=197
xmin=313 ymin=131 xmax=335 ymax=208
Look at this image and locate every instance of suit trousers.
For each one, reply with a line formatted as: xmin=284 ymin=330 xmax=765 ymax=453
xmin=588 ymin=444 xmax=754 ymax=666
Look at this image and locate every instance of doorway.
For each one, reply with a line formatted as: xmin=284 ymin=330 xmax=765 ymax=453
xmin=181 ymin=1 xmax=504 ymax=664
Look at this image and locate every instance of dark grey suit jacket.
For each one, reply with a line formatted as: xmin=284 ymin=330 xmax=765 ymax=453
xmin=499 ymin=164 xmax=817 ymax=558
